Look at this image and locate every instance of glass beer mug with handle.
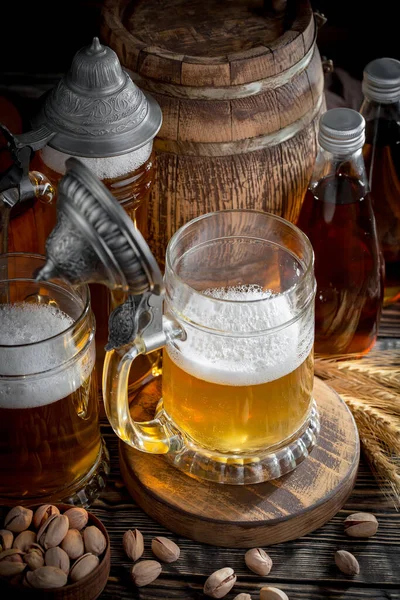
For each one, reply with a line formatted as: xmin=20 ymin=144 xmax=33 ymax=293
xmin=0 ymin=253 xmax=109 ymax=505
xmin=38 ymin=159 xmax=318 ymax=485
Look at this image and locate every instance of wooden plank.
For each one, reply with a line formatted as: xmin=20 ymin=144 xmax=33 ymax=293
xmin=280 ymin=118 xmax=319 ymax=223
xmin=275 ymin=70 xmax=314 ymax=129
xmin=231 ymin=90 xmax=280 ymax=139
xmin=177 ymin=99 xmax=232 ymax=143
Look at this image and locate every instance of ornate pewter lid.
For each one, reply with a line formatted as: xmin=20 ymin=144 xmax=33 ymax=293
xmin=36 ymin=157 xmax=163 ymax=296
xmin=31 ymin=37 xmax=162 ymax=157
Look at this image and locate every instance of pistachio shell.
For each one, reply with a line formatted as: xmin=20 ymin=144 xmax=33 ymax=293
xmin=203 ymin=567 xmax=237 ymax=598
xmin=61 ymin=529 xmax=84 ymax=559
xmin=0 ymin=530 xmax=13 ymax=552
xmin=131 ymin=560 xmax=162 ymax=587
xmin=45 ymin=547 xmax=70 ymax=575
xmin=0 ymin=561 xmax=26 ymax=577
xmin=27 ymin=565 xmax=68 ymax=589
xmin=335 ymin=550 xmax=360 ymax=576
xmin=344 ymin=512 xmax=378 ymax=538
xmin=123 ymin=529 xmax=144 ymax=562
xmin=24 ymin=548 xmax=44 ymax=570
xmin=244 ymin=548 xmax=273 ymax=576
xmin=64 ymin=507 xmax=88 ymax=531
xmin=39 ymin=514 xmax=69 ymax=549
xmin=4 ymin=506 xmax=33 ymax=533
xmin=83 ymin=526 xmax=107 ymax=556
xmin=13 ymin=530 xmax=36 ymax=552
xmin=151 ymin=536 xmax=180 ymax=563
xmin=32 ymin=505 xmax=60 ymax=530
xmin=260 ymin=587 xmax=289 ymax=600
xmin=69 ymin=552 xmax=99 ymax=582
xmin=0 ymin=548 xmax=25 ymax=563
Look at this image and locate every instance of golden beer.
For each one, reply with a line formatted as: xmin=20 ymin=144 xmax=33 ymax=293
xmin=0 ymin=302 xmax=101 ymax=501
xmin=163 ymin=350 xmax=313 ymax=453
xmin=162 ymin=284 xmax=314 ymax=455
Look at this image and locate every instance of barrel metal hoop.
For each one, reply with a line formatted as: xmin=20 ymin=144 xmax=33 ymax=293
xmin=154 ymin=94 xmax=323 ymax=157
xmin=127 ymin=35 xmax=318 ymax=101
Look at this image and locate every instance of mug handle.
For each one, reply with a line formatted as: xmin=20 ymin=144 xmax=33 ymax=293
xmin=102 ymin=294 xmax=183 ymax=454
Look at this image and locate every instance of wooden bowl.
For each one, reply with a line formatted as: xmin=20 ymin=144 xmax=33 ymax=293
xmin=0 ymin=503 xmax=110 ymax=600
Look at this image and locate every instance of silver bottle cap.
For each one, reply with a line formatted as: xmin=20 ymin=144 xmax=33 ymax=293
xmin=362 ymin=57 xmax=400 ymax=104
xmin=318 ymin=108 xmax=365 ymax=155
xmin=31 ymin=38 xmax=162 ymax=157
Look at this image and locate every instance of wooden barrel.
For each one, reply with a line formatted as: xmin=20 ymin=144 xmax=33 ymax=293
xmin=101 ymin=0 xmax=325 ymax=265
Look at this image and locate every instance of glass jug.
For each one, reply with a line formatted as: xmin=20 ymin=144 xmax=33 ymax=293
xmin=0 ymin=37 xmax=163 ymax=395
xmin=38 ymin=160 xmax=318 ymax=485
xmin=0 ymin=253 xmax=109 ymax=505
xmin=103 ymin=211 xmax=317 ymax=484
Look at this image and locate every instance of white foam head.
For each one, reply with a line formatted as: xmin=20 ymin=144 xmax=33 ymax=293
xmin=0 ymin=303 xmax=95 ymax=409
xmin=40 ymin=142 xmax=153 ymax=179
xmin=167 ymin=285 xmax=314 ymax=386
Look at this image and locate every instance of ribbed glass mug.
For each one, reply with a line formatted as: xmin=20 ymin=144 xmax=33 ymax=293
xmin=0 ymin=253 xmax=109 ymax=505
xmin=104 ymin=211 xmax=318 ymax=484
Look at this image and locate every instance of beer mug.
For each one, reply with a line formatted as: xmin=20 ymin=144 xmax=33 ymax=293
xmin=0 ymin=253 xmax=109 ymax=505
xmin=103 ymin=210 xmax=318 ymax=484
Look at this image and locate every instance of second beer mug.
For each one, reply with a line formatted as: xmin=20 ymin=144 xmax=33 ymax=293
xmin=0 ymin=254 xmax=109 ymax=505
xmin=104 ymin=211 xmax=318 ymax=484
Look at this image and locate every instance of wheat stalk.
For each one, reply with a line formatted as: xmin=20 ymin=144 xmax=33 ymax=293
xmin=315 ymin=349 xmax=400 ymax=508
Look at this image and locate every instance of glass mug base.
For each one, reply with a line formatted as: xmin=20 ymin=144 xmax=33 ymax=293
xmin=0 ymin=439 xmax=110 ymax=508
xmin=155 ymin=400 xmax=320 ymax=485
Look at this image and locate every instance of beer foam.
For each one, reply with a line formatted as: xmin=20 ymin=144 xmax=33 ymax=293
xmin=40 ymin=142 xmax=153 ymax=179
xmin=0 ymin=303 xmax=95 ymax=409
xmin=167 ymin=285 xmax=313 ymax=386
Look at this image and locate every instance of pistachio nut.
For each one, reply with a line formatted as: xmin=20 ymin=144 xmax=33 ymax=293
xmin=131 ymin=560 xmax=162 ymax=587
xmin=335 ymin=550 xmax=360 ymax=576
xmin=245 ymin=548 xmax=273 ymax=576
xmin=83 ymin=526 xmax=107 ymax=556
xmin=0 ymin=561 xmax=26 ymax=578
xmin=203 ymin=567 xmax=237 ymax=598
xmin=0 ymin=549 xmax=25 ymax=563
xmin=38 ymin=514 xmax=69 ymax=549
xmin=0 ymin=530 xmax=13 ymax=552
xmin=123 ymin=529 xmax=144 ymax=562
xmin=60 ymin=528 xmax=84 ymax=560
xmin=32 ymin=505 xmax=60 ymax=530
xmin=26 ymin=565 xmax=68 ymax=589
xmin=45 ymin=547 xmax=70 ymax=575
xmin=24 ymin=548 xmax=44 ymax=570
xmin=4 ymin=506 xmax=33 ymax=533
xmin=13 ymin=530 xmax=36 ymax=552
xmin=151 ymin=536 xmax=180 ymax=563
xmin=344 ymin=512 xmax=378 ymax=538
xmin=69 ymin=552 xmax=99 ymax=582
xmin=260 ymin=587 xmax=289 ymax=600
xmin=64 ymin=507 xmax=88 ymax=531
xmin=233 ymin=595 xmax=252 ymax=600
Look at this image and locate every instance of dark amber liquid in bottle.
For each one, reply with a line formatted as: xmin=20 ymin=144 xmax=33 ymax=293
xmin=363 ymin=118 xmax=400 ymax=304
xmin=297 ymin=173 xmax=383 ymax=356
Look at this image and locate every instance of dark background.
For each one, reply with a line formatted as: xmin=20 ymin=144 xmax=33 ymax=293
xmin=0 ymin=0 xmax=398 ymax=119
xmin=0 ymin=1 xmax=398 ymax=76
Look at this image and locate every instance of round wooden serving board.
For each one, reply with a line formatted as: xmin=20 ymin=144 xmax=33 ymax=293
xmin=120 ymin=377 xmax=360 ymax=547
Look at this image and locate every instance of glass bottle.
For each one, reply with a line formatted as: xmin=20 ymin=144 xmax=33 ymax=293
xmin=360 ymin=57 xmax=400 ymax=305
xmin=297 ymin=108 xmax=383 ymax=356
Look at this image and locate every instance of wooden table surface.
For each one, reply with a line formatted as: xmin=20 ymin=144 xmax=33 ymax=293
xmin=91 ymin=303 xmax=400 ymax=600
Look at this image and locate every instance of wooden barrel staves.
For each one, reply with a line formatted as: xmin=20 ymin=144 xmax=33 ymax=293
xmin=101 ymin=0 xmax=325 ymax=265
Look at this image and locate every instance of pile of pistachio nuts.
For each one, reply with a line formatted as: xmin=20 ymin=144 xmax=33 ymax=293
xmin=0 ymin=504 xmax=107 ymax=589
